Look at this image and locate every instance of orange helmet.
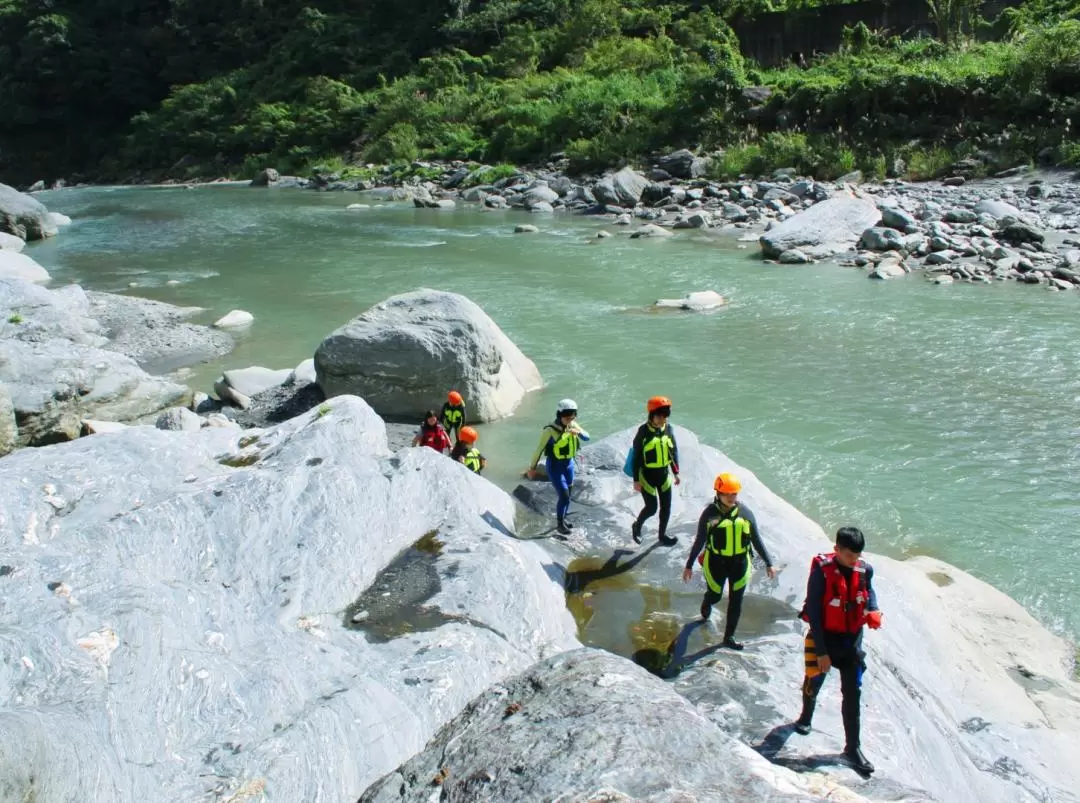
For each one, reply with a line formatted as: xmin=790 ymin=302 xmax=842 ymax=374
xmin=647 ymin=396 xmax=672 ymax=414
xmin=714 ymin=473 xmax=741 ymax=495
xmin=448 ymin=390 xmax=464 ymax=406
xmin=458 ymin=426 xmax=479 ymax=444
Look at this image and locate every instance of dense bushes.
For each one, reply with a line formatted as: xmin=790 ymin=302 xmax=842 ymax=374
xmin=0 ymin=0 xmax=1077 ymax=184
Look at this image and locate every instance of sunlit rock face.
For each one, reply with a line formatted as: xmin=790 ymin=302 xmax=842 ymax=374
xmin=0 ymin=396 xmax=577 ymax=802
xmin=516 ymin=426 xmax=1080 ymax=803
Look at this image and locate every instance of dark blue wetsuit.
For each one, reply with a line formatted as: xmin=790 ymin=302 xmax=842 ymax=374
xmin=529 ymin=421 xmax=590 ymax=525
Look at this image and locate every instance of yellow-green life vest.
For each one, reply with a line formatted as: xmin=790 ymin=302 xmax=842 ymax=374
xmin=641 ymin=425 xmax=675 ymax=469
xmin=464 ymin=448 xmax=483 ymax=474
xmin=443 ymin=406 xmax=464 ymax=428
xmin=706 ymin=505 xmax=752 ymax=557
xmin=548 ymin=426 xmax=578 ymax=460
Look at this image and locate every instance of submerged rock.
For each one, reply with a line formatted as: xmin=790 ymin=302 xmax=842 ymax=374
xmin=0 ymin=397 xmax=577 ymax=800
xmin=213 ymin=309 xmax=254 ymax=329
xmin=360 ymin=648 xmax=863 ymax=802
xmin=314 ymin=289 xmax=542 ymax=423
xmin=652 ymin=290 xmax=727 ymax=312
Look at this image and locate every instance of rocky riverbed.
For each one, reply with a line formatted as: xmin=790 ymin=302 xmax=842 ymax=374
xmin=251 ymin=156 xmax=1080 ymax=291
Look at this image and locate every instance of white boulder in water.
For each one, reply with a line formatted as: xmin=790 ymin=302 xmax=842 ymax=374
xmin=314 ymin=289 xmax=543 ymax=422
xmin=0 ymin=250 xmax=50 ymax=283
xmin=653 ymin=290 xmax=727 ymax=312
xmin=0 ymin=397 xmax=578 ymax=801
xmin=46 ymin=211 xmax=72 ymax=228
xmin=0 ymin=231 xmax=26 ymax=252
xmin=213 ymin=309 xmax=254 ymax=329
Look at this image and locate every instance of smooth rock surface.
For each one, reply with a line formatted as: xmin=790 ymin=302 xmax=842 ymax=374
xmin=213 ymin=309 xmax=254 ymax=329
xmin=314 ymin=289 xmax=542 ymax=422
xmin=221 ymin=366 xmax=293 ymax=398
xmin=514 ymin=426 xmax=1080 ymax=803
xmin=360 ymin=649 xmax=864 ymax=803
xmin=87 ymin=292 xmax=233 ymax=373
xmin=653 ymin=290 xmax=727 ymax=312
xmin=0 ymin=384 xmax=15 ymax=456
xmin=760 ymin=195 xmax=881 ymax=259
xmin=155 ymin=406 xmax=202 ymax=431
xmin=0 ymin=232 xmax=25 ymax=252
xmin=593 ymin=168 xmax=648 ymax=208
xmin=0 ymin=397 xmax=578 ymax=802
xmin=0 ymin=250 xmax=50 ymax=283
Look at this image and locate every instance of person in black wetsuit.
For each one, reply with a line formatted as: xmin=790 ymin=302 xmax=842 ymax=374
xmin=683 ymin=472 xmax=777 ymax=650
xmin=794 ymin=526 xmax=882 ymax=776
xmin=630 ymin=395 xmax=680 ymax=547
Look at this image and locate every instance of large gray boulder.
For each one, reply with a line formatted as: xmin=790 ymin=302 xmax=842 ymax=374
xmin=360 ymin=648 xmax=862 ymax=802
xmin=0 ymin=182 xmax=56 ymax=241
xmin=656 ymin=149 xmax=709 ymax=180
xmin=315 ymin=289 xmax=542 ymax=422
xmin=760 ymin=195 xmax=881 ymax=259
xmin=0 ymin=397 xmax=577 ymax=801
xmin=0 ymin=383 xmax=15 ymax=456
xmin=593 ymin=168 xmax=649 ymax=208
xmin=514 ymin=427 xmax=1080 ymax=802
xmin=87 ymin=291 xmax=233 ymax=373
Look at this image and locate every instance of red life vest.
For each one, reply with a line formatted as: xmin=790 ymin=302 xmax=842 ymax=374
xmin=800 ymin=553 xmax=868 ymax=634
xmin=419 ymin=425 xmax=450 ymax=452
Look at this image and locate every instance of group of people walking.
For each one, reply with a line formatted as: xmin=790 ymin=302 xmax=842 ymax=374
xmin=413 ymin=390 xmax=882 ymax=775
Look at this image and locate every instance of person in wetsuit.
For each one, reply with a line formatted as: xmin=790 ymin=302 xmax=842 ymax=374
xmin=630 ymin=396 xmax=680 ymax=547
xmin=450 ymin=426 xmax=486 ymax=475
xmin=683 ymin=472 xmax=778 ymax=650
xmin=441 ymin=390 xmax=466 ymax=440
xmin=795 ymin=526 xmax=882 ymax=776
xmin=524 ymin=398 xmax=589 ymax=535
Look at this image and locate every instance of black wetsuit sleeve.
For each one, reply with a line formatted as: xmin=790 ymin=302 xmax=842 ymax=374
xmin=685 ymin=507 xmax=712 ymax=570
xmin=865 ymin=564 xmax=879 ymax=612
xmin=806 ymin=563 xmax=827 ymax=656
xmin=670 ymin=427 xmax=680 ymax=475
xmin=631 ymin=424 xmax=647 ymax=478
xmin=743 ymin=507 xmax=773 ymax=567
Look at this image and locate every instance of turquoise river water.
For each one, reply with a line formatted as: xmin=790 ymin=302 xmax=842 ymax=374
xmin=24 ymin=184 xmax=1080 ymax=643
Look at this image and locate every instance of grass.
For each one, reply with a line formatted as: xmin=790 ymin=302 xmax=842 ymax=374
xmin=317 ymin=403 xmax=332 ymax=418
xmin=7 ymin=313 xmax=24 ymax=324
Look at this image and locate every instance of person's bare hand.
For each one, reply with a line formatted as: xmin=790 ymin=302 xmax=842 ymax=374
xmin=632 ymin=482 xmax=641 ymax=492
xmin=681 ymin=567 xmax=692 ymax=583
xmin=817 ymin=654 xmax=832 ymax=673
xmin=766 ymin=566 xmax=778 ymax=580
xmin=674 ymin=475 xmax=681 ymax=486
xmin=524 ymin=468 xmax=538 ymax=480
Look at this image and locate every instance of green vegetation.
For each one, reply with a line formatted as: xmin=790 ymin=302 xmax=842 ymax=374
xmin=7 ymin=313 xmax=24 ymax=324
xmin=0 ymin=0 xmax=1078 ymax=184
xmin=317 ymin=403 xmax=332 ymax=418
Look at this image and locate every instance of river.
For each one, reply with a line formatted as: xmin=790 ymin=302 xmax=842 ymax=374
xmin=25 ymin=184 xmax=1080 ymax=643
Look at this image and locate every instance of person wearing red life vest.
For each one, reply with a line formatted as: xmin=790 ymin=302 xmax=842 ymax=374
xmin=795 ymin=527 xmax=882 ymax=775
xmin=411 ymin=410 xmax=452 ymax=454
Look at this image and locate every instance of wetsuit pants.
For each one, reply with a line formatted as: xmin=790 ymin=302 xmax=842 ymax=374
xmin=701 ymin=553 xmax=751 ymax=641
xmin=635 ymin=469 xmax=672 ymax=538
xmin=547 ymin=456 xmax=575 ymax=523
xmin=801 ymin=633 xmax=865 ymax=750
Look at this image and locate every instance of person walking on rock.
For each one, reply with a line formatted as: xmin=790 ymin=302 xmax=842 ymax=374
xmin=683 ymin=473 xmax=777 ymax=650
xmin=631 ymin=396 xmax=680 ymax=547
xmin=451 ymin=426 xmax=486 ymax=475
xmin=442 ymin=390 xmax=466 ymax=440
xmin=524 ymin=398 xmax=590 ymax=535
xmin=794 ymin=526 xmax=882 ymax=776
xmin=412 ymin=410 xmax=452 ymax=454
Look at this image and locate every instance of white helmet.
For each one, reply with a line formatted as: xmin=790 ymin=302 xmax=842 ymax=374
xmin=556 ymin=398 xmax=578 ymax=414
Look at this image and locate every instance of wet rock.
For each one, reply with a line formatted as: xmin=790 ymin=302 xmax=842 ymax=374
xmin=778 ymin=249 xmax=812 ymax=264
xmin=213 ymin=309 xmax=254 ymax=330
xmin=359 ymin=649 xmax=860 ymax=803
xmin=315 ymin=289 xmax=542 ymax=423
xmin=759 ymin=195 xmax=880 ymax=259
xmin=629 ymin=223 xmax=673 ymax=239
xmin=652 ymin=291 xmax=726 ymax=312
xmin=0 ymin=182 xmax=56 ymax=241
xmin=0 ymin=397 xmax=578 ymax=800
xmin=249 ymin=168 xmax=280 ymax=187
